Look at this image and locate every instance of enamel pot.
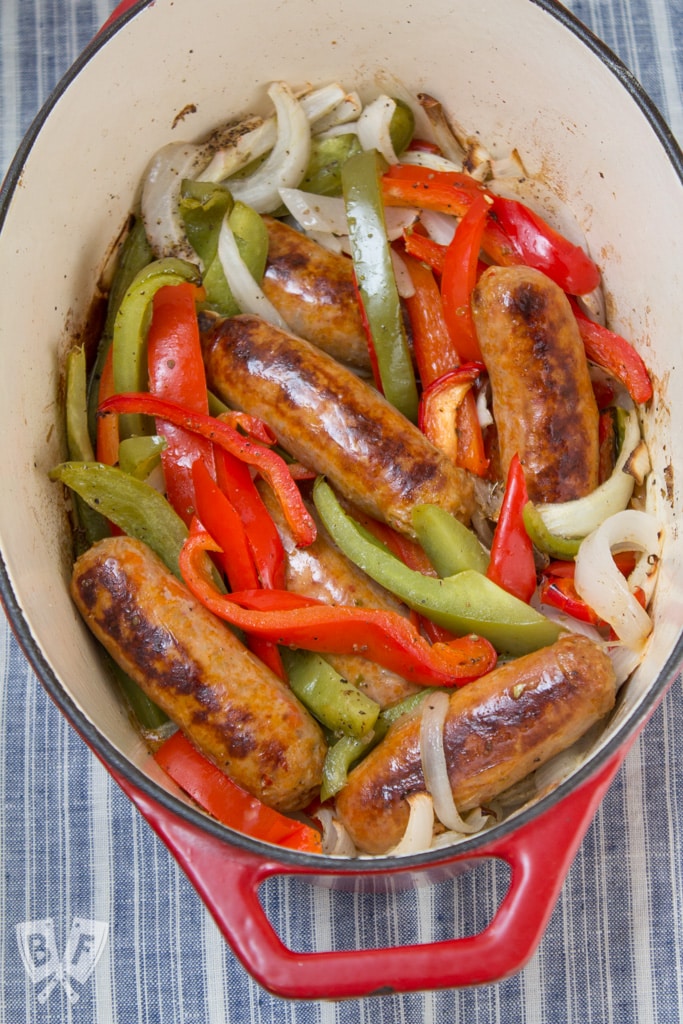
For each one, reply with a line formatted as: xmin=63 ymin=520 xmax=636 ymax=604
xmin=0 ymin=0 xmax=681 ymax=1000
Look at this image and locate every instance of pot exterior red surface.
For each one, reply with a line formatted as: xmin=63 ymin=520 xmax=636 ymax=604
xmin=105 ymin=745 xmax=629 ymax=999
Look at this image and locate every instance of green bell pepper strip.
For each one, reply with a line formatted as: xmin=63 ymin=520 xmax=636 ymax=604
xmin=412 ymin=503 xmax=490 ymax=576
xmin=388 ymin=98 xmax=416 ymax=157
xmin=281 ymin=649 xmax=380 ymax=740
xmin=65 ymin=347 xmax=111 ymax=549
xmin=320 ymin=688 xmax=431 ymax=801
xmin=49 ymin=461 xmax=189 ymax=579
xmin=87 ymin=216 xmax=153 ymax=442
xmin=180 ymin=182 xmax=269 ymax=315
xmin=117 ymin=434 xmax=167 ymax=480
xmin=342 ymin=148 xmax=419 ymax=423
xmin=299 ymin=134 xmax=362 ymax=197
xmin=522 ymin=501 xmax=583 ymax=560
xmin=111 ymin=257 xmax=201 ymax=439
xmin=312 ymin=477 xmax=562 ymax=657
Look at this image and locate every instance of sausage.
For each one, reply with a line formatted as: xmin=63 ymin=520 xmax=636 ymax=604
xmin=200 ymin=313 xmax=475 ymax=535
xmin=335 ymin=634 xmax=616 ymax=854
xmin=71 ymin=536 xmax=326 ymax=812
xmin=471 ymin=265 xmax=600 ymax=503
xmin=256 ymin=481 xmax=421 ymax=708
xmin=261 ymin=216 xmax=372 ymax=372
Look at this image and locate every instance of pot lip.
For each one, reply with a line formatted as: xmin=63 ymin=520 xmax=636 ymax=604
xmin=1 ymin=0 xmax=682 ymax=873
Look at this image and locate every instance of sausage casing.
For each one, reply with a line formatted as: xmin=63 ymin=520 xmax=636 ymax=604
xmin=471 ymin=265 xmax=600 ymax=503
xmin=200 ymin=313 xmax=475 ymax=535
xmin=71 ymin=536 xmax=326 ymax=812
xmin=261 ymin=216 xmax=372 ymax=371
xmin=335 ymin=634 xmax=616 ymax=854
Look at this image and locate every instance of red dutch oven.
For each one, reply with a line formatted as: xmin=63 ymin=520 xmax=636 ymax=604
xmin=1 ymin=0 xmax=682 ymax=1000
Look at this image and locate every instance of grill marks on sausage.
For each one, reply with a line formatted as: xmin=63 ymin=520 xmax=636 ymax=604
xmin=472 ymin=266 xmax=600 ymax=504
xmin=335 ymin=635 xmax=617 ymax=854
xmin=71 ymin=538 xmax=326 ymax=810
xmin=201 ymin=314 xmax=475 ymax=534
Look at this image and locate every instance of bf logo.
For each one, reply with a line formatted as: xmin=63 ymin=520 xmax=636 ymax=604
xmin=16 ymin=918 xmax=108 ymax=1004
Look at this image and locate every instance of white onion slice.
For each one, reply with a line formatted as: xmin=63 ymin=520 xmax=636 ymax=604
xmin=388 ymin=793 xmax=435 ymax=856
xmin=315 ymin=808 xmax=357 ymax=857
xmin=141 ymin=141 xmax=211 ymax=261
xmin=278 ymin=189 xmax=348 ymax=234
xmin=399 ymin=150 xmax=464 ymax=173
xmin=312 ymin=91 xmax=363 ymax=133
xmin=391 ymin=248 xmax=414 ymax=298
xmin=574 ymin=509 xmax=661 ymax=651
xmin=536 ymin=406 xmax=641 ymax=538
xmin=419 ymin=692 xmax=487 ymax=834
xmin=420 ymin=208 xmax=458 ymax=246
xmin=228 ymin=82 xmax=311 ymax=213
xmin=199 ymin=118 xmax=277 ymax=185
xmin=217 ymin=216 xmax=289 ymax=328
xmin=356 ymin=95 xmax=399 ymax=164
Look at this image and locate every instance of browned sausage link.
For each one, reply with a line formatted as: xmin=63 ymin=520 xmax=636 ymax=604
xmin=71 ymin=536 xmax=326 ymax=812
xmin=471 ymin=265 xmax=600 ymax=503
xmin=257 ymin=481 xmax=421 ymax=708
xmin=335 ymin=634 xmax=616 ymax=854
xmin=200 ymin=313 xmax=475 ymax=535
xmin=261 ymin=216 xmax=372 ymax=372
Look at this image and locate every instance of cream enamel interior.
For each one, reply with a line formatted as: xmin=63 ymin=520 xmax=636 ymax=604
xmin=0 ymin=0 xmax=681 ymax=846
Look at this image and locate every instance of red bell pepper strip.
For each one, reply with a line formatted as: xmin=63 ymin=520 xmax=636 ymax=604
xmin=154 ymin=730 xmax=322 ymax=853
xmin=214 ymin=448 xmax=286 ymax=590
xmin=403 ymin=230 xmax=447 ymax=275
xmin=191 ymin=458 xmax=258 ymax=591
xmin=418 ymin=364 xmax=490 ymax=478
xmin=440 ymin=192 xmax=491 ymax=362
xmin=191 ymin=458 xmax=285 ymax=679
xmin=98 ymin=392 xmax=316 ymax=547
xmin=382 ymin=164 xmax=490 ymax=218
xmin=488 ymin=195 xmax=601 ymax=296
xmin=539 ymin=574 xmax=602 ymax=625
xmin=179 ymin=521 xmax=497 ymax=688
xmin=569 ymin=299 xmax=653 ymax=405
xmin=403 ymin=255 xmax=489 ymax=478
xmin=147 ymin=282 xmax=214 ymax=525
xmin=486 ymin=453 xmax=537 ymax=603
xmin=96 ymin=345 xmax=120 ymax=466
xmin=403 ymin=253 xmax=457 ymax=385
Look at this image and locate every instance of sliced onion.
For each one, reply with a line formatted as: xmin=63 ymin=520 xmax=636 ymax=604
xmin=141 ymin=141 xmax=211 ymax=261
xmin=399 ymin=150 xmax=465 ymax=173
xmin=278 ymin=189 xmax=348 ymax=234
xmin=391 ymin=247 xmax=414 ymax=298
xmin=356 ymin=95 xmax=399 ymax=164
xmin=607 ymin=640 xmax=645 ymax=686
xmin=315 ymin=808 xmax=357 ymax=857
xmin=388 ymin=793 xmax=435 ymax=856
xmin=536 ymin=406 xmax=642 ymax=538
xmin=420 ymin=208 xmax=458 ymax=246
xmin=419 ymin=692 xmax=487 ymax=834
xmin=199 ymin=117 xmax=277 ymax=185
xmin=574 ymin=509 xmax=661 ymax=650
xmin=312 ymin=91 xmax=363 ymax=133
xmin=417 ymin=93 xmax=466 ymax=165
xmin=227 ymin=82 xmax=311 ymax=213
xmin=217 ymin=216 xmax=289 ymax=328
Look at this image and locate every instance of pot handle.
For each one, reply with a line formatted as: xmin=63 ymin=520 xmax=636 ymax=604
xmin=108 ymin=746 xmax=628 ymax=999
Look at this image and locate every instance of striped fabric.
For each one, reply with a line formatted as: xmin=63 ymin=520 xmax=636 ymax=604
xmin=1 ymin=1 xmax=682 ymax=1020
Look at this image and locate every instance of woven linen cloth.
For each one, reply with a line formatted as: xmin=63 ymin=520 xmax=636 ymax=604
xmin=1 ymin=1 xmax=682 ymax=1021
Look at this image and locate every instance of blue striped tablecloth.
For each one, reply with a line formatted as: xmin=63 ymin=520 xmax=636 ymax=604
xmin=1 ymin=2 xmax=682 ymax=1020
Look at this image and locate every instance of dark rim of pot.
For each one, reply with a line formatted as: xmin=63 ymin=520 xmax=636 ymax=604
xmin=0 ymin=0 xmax=682 ymax=875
